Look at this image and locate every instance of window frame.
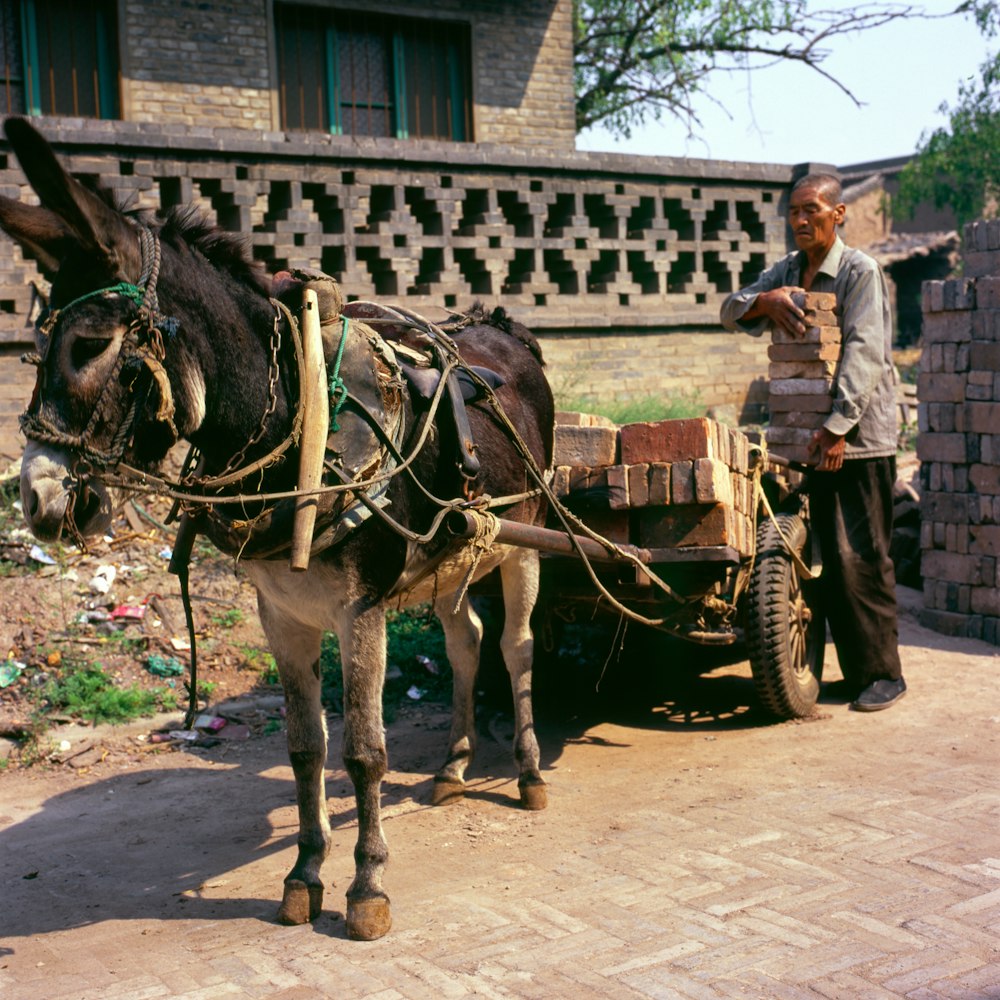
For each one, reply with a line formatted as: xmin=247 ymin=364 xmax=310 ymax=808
xmin=274 ymin=2 xmax=472 ymax=142
xmin=9 ymin=0 xmax=120 ymax=119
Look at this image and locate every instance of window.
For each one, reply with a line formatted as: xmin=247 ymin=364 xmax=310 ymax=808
xmin=0 ymin=0 xmax=120 ymax=119
xmin=275 ymin=4 xmax=472 ymax=142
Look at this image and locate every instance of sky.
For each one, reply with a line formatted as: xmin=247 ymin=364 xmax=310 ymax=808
xmin=575 ymin=2 xmax=991 ymax=168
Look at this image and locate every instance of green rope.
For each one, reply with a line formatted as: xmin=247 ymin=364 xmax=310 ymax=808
xmin=58 ymin=281 xmax=146 ymax=316
xmin=328 ymin=314 xmax=350 ymax=432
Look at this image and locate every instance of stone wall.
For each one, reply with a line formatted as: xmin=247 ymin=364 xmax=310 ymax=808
xmin=918 ymin=220 xmax=1000 ymax=645
xmin=0 ymin=119 xmax=801 ymax=460
xmin=117 ymin=0 xmax=577 ymax=149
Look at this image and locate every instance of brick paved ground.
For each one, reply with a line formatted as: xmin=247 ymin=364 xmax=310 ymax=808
xmin=1 ymin=586 xmax=999 ymax=999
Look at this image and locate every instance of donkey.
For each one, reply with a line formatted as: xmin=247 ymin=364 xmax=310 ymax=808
xmin=1 ymin=117 xmax=554 ymax=940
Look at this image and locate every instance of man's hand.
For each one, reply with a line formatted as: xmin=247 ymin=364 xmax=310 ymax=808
xmin=745 ymin=286 xmax=808 ymax=337
xmin=809 ymin=427 xmax=846 ymax=471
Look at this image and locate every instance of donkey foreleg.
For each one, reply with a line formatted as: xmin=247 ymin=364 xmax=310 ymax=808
xmin=430 ymin=591 xmax=484 ymax=805
xmin=500 ymin=548 xmax=547 ymax=810
xmin=338 ymin=600 xmax=392 ymax=940
xmin=256 ymin=598 xmax=330 ymax=925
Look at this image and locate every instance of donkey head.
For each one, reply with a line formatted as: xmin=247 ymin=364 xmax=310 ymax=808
xmin=0 ymin=118 xmax=179 ymax=542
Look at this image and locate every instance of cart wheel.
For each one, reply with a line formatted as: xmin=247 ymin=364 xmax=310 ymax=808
xmin=746 ymin=513 xmax=824 ymax=719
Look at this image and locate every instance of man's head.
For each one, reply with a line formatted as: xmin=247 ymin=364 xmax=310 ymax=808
xmin=789 ymin=173 xmax=845 ymax=259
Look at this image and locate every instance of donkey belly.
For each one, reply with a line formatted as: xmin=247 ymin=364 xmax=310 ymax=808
xmin=388 ymin=543 xmax=515 ymax=607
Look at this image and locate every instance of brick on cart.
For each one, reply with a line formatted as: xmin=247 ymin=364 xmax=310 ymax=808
xmin=636 ymin=503 xmax=741 ymax=549
xmin=627 ymin=463 xmax=651 ymax=507
xmin=553 ymin=424 xmax=618 ymax=466
xmin=670 ymin=460 xmax=695 ymax=504
xmin=619 ymin=416 xmax=721 ymax=464
xmin=648 ymin=463 xmax=671 ymax=506
xmin=694 ymin=457 xmax=734 ymax=505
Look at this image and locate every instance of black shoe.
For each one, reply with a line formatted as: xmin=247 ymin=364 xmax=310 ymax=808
xmin=851 ymin=677 xmax=907 ymax=712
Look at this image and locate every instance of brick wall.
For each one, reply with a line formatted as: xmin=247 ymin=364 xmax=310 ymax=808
xmin=117 ymin=0 xmax=576 ymax=149
xmin=918 ymin=220 xmax=1000 ymax=646
xmin=0 ymin=121 xmax=800 ymax=460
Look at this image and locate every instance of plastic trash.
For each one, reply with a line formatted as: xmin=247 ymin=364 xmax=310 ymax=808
xmin=28 ymin=545 xmax=56 ymax=565
xmin=111 ymin=604 xmax=146 ymax=622
xmin=0 ymin=661 xmax=25 ymax=688
xmin=193 ymin=714 xmax=227 ymax=732
xmin=415 ymin=654 xmax=440 ymax=676
xmin=88 ymin=565 xmax=117 ymax=594
xmin=144 ymin=654 xmax=185 ymax=678
xmin=406 ymin=685 xmax=424 ymax=700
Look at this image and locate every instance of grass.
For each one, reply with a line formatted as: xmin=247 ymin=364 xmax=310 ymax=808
xmin=555 ymin=392 xmax=704 ymax=425
xmin=35 ymin=657 xmax=179 ymax=725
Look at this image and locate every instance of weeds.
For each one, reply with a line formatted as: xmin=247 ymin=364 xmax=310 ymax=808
xmin=35 ymin=657 xmax=178 ymax=725
xmin=210 ymin=608 xmax=244 ymax=629
xmin=555 ymin=392 xmax=704 ymax=424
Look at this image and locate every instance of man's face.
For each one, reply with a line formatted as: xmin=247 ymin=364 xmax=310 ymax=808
xmin=788 ymin=184 xmax=845 ymax=256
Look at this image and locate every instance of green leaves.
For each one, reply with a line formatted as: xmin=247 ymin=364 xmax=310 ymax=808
xmin=896 ymin=17 xmax=1000 ymax=230
xmin=575 ymin=1 xmax=930 ymax=137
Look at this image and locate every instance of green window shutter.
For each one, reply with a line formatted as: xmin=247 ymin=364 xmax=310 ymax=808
xmin=325 ymin=22 xmax=340 ymax=135
xmin=19 ymin=0 xmax=38 ymax=116
xmin=391 ymin=30 xmax=407 ymax=139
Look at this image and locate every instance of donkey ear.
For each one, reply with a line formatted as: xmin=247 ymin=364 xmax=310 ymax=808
xmin=0 ymin=195 xmax=72 ymax=278
xmin=3 ymin=117 xmax=139 ymax=277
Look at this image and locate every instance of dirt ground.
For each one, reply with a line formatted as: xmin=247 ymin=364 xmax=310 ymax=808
xmin=3 ymin=452 xmax=1000 ymax=997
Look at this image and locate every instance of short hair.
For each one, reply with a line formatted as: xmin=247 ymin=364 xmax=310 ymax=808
xmin=791 ymin=173 xmax=843 ymax=206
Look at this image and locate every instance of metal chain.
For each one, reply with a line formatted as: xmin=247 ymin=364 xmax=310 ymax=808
xmin=207 ymin=302 xmax=284 ymax=481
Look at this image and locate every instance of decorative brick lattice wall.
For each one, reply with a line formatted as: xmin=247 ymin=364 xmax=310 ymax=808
xmin=0 ymin=123 xmax=803 ymax=459
xmin=918 ymin=220 xmax=1000 ymax=645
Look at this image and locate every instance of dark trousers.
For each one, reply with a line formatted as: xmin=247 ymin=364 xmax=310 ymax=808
xmin=809 ymin=457 xmax=903 ymax=688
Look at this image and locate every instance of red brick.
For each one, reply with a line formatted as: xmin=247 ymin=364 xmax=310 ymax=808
xmin=770 ymin=325 xmax=841 ymax=346
xmin=619 ymin=417 xmax=720 ymax=464
xmin=636 ymin=503 xmax=739 ymax=548
xmin=767 ymin=393 xmax=833 ymax=413
xmin=694 ymin=458 xmax=733 ymax=505
xmin=970 ymin=524 xmax=1000 ymax=555
xmin=627 ymin=463 xmax=650 ymax=507
xmin=767 ymin=342 xmax=842 ymax=362
xmin=670 ymin=459 xmax=695 ymax=503
xmin=967 ymin=402 xmax=1000 ymax=433
xmin=554 ymin=425 xmax=618 ymax=466
xmin=916 ymin=373 xmax=967 ymax=403
xmin=769 ymin=359 xmax=839 ymax=380
xmin=970 ymin=464 xmax=1000 ymax=495
xmin=916 ymin=433 xmax=970 ymax=463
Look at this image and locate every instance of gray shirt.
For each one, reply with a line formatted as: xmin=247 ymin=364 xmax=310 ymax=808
xmin=720 ymin=235 xmax=897 ymax=459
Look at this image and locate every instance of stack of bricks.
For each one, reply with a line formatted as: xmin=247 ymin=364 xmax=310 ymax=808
xmin=551 ymin=414 xmax=755 ymax=554
xmin=918 ymin=218 xmax=1000 ymax=645
xmin=764 ymin=290 xmax=841 ymax=464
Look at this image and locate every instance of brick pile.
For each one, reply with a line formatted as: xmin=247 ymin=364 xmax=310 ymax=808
xmin=551 ymin=415 xmax=755 ymax=554
xmin=764 ymin=290 xmax=840 ymax=464
xmin=918 ymin=219 xmax=1000 ymax=645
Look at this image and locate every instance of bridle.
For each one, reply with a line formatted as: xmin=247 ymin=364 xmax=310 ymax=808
xmin=19 ymin=224 xmax=179 ymax=470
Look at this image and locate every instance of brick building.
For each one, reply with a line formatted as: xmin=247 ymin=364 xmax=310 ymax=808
xmin=0 ymin=0 xmax=931 ymax=463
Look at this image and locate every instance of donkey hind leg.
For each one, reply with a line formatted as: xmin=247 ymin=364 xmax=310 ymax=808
xmin=256 ymin=599 xmax=330 ymax=926
xmin=430 ymin=588 xmax=485 ymax=806
xmin=339 ymin=600 xmax=392 ymax=940
xmin=500 ymin=547 xmax=547 ymax=810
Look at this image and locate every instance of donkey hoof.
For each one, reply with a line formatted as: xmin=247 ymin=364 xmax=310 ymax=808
xmin=346 ymin=895 xmax=392 ymax=940
xmin=518 ymin=777 xmax=548 ymax=811
xmin=277 ymin=880 xmax=324 ymax=925
xmin=430 ymin=777 xmax=465 ymax=806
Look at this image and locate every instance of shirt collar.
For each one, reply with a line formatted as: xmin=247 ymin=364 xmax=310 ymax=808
xmin=794 ymin=234 xmax=844 ymax=282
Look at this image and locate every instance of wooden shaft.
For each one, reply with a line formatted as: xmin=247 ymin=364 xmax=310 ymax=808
xmin=290 ymin=289 xmax=329 ymax=571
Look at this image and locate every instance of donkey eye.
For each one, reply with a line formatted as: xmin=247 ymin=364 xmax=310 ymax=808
xmin=71 ymin=335 xmax=113 ymax=369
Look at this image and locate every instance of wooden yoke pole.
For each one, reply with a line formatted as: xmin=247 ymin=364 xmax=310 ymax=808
xmin=290 ymin=288 xmax=329 ymax=571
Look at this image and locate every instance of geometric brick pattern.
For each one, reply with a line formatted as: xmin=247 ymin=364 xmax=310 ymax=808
xmin=1 ymin=614 xmax=999 ymax=998
xmin=0 ymin=127 xmax=789 ymax=350
xmin=919 ymin=219 xmax=1000 ymax=646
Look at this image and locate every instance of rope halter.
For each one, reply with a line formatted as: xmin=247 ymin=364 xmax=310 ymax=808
xmin=19 ymin=224 xmax=180 ymax=469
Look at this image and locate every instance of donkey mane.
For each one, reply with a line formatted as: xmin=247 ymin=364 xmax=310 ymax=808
xmin=462 ymin=300 xmax=545 ymax=366
xmin=158 ymin=205 xmax=270 ymax=295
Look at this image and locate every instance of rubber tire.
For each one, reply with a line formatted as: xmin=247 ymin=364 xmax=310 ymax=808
xmin=746 ymin=513 xmax=824 ymax=719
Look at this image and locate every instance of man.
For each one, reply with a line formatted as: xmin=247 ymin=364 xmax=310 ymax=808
xmin=720 ymin=173 xmax=906 ymax=712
